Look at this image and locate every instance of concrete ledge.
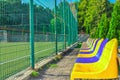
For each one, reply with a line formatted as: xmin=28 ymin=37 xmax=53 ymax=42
xmin=6 ymin=42 xmax=78 ymax=80
xmin=118 ymin=55 xmax=120 ymax=66
xmin=6 ymin=68 xmax=32 ymax=80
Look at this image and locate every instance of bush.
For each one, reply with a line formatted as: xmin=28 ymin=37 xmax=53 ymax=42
xmin=75 ymin=43 xmax=82 ymax=48
xmin=31 ymin=71 xmax=40 ymax=77
xmin=49 ymin=63 xmax=58 ymax=68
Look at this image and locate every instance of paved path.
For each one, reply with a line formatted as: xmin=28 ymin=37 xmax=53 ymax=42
xmin=29 ymin=48 xmax=79 ymax=80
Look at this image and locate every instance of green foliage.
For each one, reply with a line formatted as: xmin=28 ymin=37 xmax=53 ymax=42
xmin=50 ymin=18 xmax=63 ymax=34
xmin=78 ymin=0 xmax=88 ymax=32
xmin=31 ymin=71 xmax=40 ymax=77
xmin=84 ymin=0 xmax=101 ymax=33
xmin=0 ymin=0 xmax=53 ymax=32
xmin=77 ymin=0 xmax=113 ymax=35
xmin=95 ymin=27 xmax=100 ymax=38
xmin=90 ymin=27 xmax=97 ymax=38
xmin=75 ymin=43 xmax=82 ymax=48
xmin=98 ymin=13 xmax=109 ymax=38
xmin=49 ymin=63 xmax=58 ymax=68
xmin=53 ymin=55 xmax=62 ymax=62
xmin=107 ymin=0 xmax=120 ymax=43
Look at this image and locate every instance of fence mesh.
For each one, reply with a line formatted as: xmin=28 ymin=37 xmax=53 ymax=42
xmin=0 ymin=0 xmax=78 ymax=80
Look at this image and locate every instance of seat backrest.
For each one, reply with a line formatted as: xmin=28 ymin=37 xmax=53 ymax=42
xmin=88 ymin=39 xmax=104 ymax=55
xmin=95 ymin=39 xmax=108 ymax=58
xmin=90 ymin=39 xmax=100 ymax=52
xmin=93 ymin=38 xmax=118 ymax=71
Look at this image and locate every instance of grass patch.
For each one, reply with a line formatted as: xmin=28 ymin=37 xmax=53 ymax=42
xmin=75 ymin=43 xmax=82 ymax=48
xmin=49 ymin=63 xmax=58 ymax=68
xmin=0 ymin=42 xmax=66 ymax=80
xmin=53 ymin=55 xmax=63 ymax=62
xmin=44 ymin=63 xmax=58 ymax=69
xmin=31 ymin=71 xmax=40 ymax=77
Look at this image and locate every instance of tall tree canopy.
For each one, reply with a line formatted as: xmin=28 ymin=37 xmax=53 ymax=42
xmin=98 ymin=13 xmax=109 ymax=38
xmin=0 ymin=0 xmax=53 ymax=32
xmin=107 ymin=0 xmax=120 ymax=44
xmin=77 ymin=0 xmax=88 ymax=32
xmin=78 ymin=0 xmax=113 ymax=34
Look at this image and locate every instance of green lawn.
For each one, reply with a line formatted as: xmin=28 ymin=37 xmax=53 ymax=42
xmin=0 ymin=42 xmax=65 ymax=80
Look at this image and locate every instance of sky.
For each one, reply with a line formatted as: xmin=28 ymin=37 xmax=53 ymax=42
xmin=22 ymin=0 xmax=115 ymax=4
xmin=69 ymin=0 xmax=116 ymax=3
xmin=109 ymin=0 xmax=116 ymax=3
xmin=21 ymin=0 xmax=116 ymax=7
xmin=21 ymin=0 xmax=79 ymax=9
xmin=22 ymin=0 xmax=79 ymax=3
xmin=21 ymin=0 xmax=116 ymax=11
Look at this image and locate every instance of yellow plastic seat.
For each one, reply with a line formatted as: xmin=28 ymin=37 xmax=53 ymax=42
xmin=80 ymin=39 xmax=98 ymax=52
xmin=81 ymin=38 xmax=95 ymax=49
xmin=86 ymin=39 xmax=95 ymax=48
xmin=71 ymin=38 xmax=118 ymax=80
xmin=78 ymin=39 xmax=103 ymax=58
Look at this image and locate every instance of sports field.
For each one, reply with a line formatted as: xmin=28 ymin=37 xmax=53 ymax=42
xmin=0 ymin=42 xmax=65 ymax=80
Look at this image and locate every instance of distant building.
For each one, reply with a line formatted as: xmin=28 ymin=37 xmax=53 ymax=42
xmin=0 ymin=29 xmax=29 ymax=42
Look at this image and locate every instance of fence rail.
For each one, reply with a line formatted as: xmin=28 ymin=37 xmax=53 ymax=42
xmin=0 ymin=0 xmax=78 ymax=80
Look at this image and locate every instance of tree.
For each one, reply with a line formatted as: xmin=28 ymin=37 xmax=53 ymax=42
xmin=77 ymin=0 xmax=88 ymax=32
xmin=77 ymin=0 xmax=113 ymax=35
xmin=94 ymin=0 xmax=113 ymax=38
xmin=84 ymin=0 xmax=101 ymax=34
xmin=0 ymin=0 xmax=53 ymax=32
xmin=107 ymin=0 xmax=120 ymax=43
xmin=98 ymin=13 xmax=109 ymax=38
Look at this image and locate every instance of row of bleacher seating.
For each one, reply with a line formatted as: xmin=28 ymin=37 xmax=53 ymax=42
xmin=71 ymin=38 xmax=119 ymax=80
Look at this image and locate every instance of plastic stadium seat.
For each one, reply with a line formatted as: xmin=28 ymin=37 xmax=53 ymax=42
xmin=80 ymin=38 xmax=95 ymax=50
xmin=80 ymin=39 xmax=99 ymax=54
xmin=78 ymin=39 xmax=104 ymax=58
xmin=76 ymin=39 xmax=108 ymax=63
xmin=80 ymin=38 xmax=95 ymax=49
xmin=71 ymin=38 xmax=118 ymax=80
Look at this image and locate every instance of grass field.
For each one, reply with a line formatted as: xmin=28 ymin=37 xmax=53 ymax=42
xmin=0 ymin=42 xmax=66 ymax=80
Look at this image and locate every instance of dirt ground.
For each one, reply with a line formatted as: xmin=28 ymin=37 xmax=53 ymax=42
xmin=29 ymin=48 xmax=79 ymax=80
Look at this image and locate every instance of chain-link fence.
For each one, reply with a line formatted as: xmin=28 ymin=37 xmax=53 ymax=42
xmin=0 ymin=0 xmax=78 ymax=80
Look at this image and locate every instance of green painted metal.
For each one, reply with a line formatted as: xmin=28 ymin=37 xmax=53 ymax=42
xmin=68 ymin=7 xmax=71 ymax=46
xmin=71 ymin=13 xmax=73 ymax=44
xmin=76 ymin=0 xmax=79 ymax=42
xmin=29 ymin=0 xmax=35 ymax=69
xmin=54 ymin=0 xmax=58 ymax=55
xmin=63 ymin=0 xmax=66 ymax=49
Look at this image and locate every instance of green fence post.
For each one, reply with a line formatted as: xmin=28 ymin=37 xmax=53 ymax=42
xmin=76 ymin=0 xmax=78 ymax=42
xmin=70 ymin=11 xmax=72 ymax=45
xmin=29 ymin=0 xmax=34 ymax=69
xmin=68 ymin=7 xmax=70 ymax=46
xmin=63 ymin=0 xmax=66 ymax=49
xmin=71 ymin=13 xmax=73 ymax=44
xmin=54 ymin=0 xmax=58 ymax=55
